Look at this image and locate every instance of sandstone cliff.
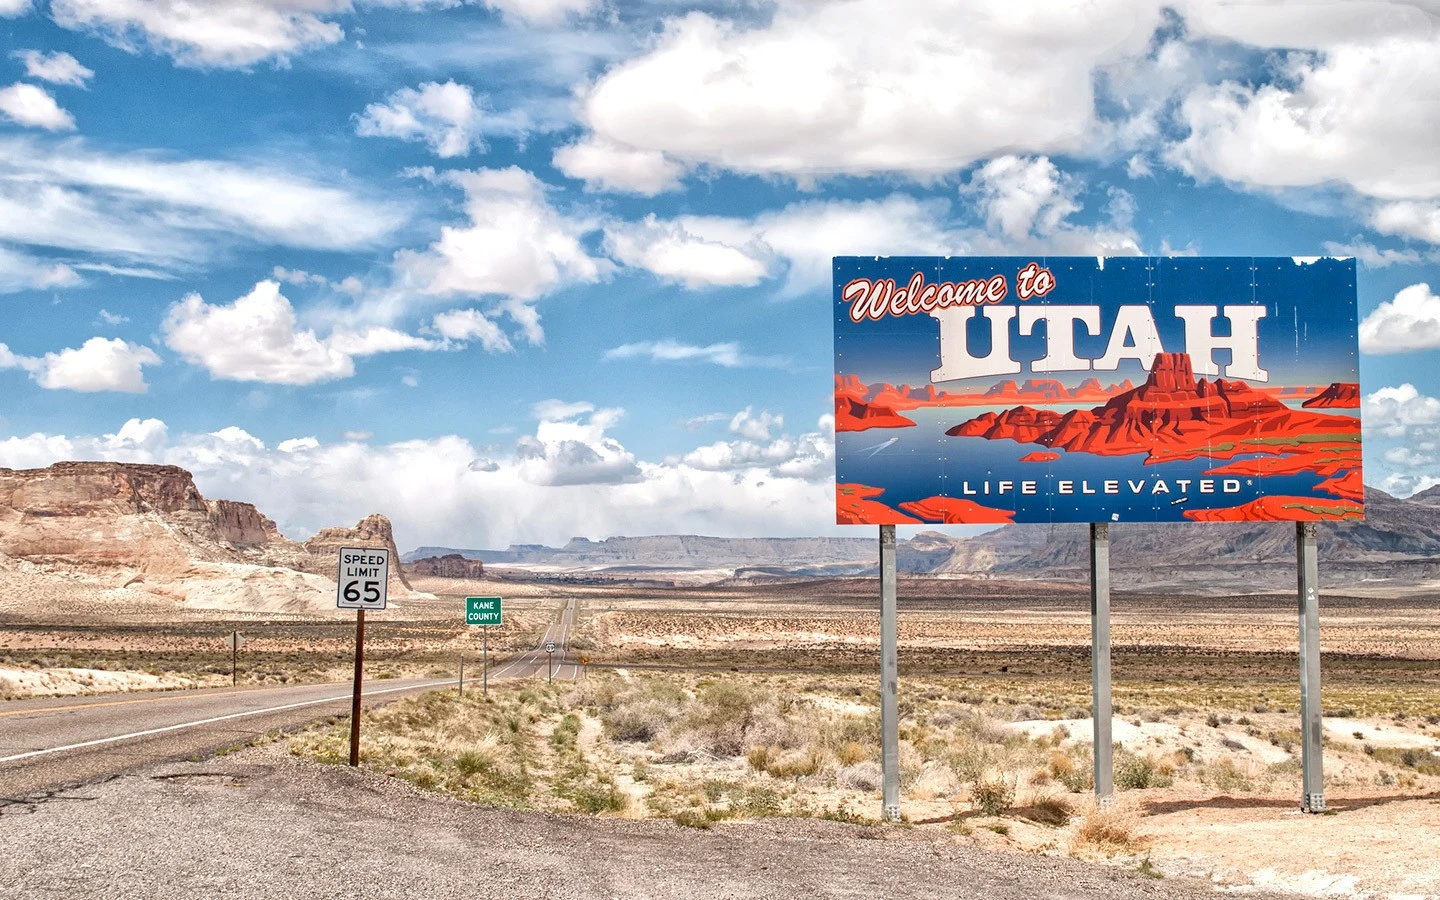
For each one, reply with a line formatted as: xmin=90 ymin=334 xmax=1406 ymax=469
xmin=406 ymin=553 xmax=486 ymax=579
xmin=301 ymin=513 xmax=413 ymax=593
xmin=0 ymin=462 xmax=422 ymax=613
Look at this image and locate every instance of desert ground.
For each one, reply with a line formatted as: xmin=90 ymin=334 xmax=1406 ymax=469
xmin=4 ymin=567 xmax=1440 ymax=897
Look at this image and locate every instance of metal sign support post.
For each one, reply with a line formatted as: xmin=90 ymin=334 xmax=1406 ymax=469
xmin=1090 ymin=523 xmax=1114 ymax=804
xmin=483 ymin=625 xmax=489 ymax=698
xmin=458 ymin=654 xmax=464 ymax=698
xmin=879 ymin=524 xmax=900 ymax=822
xmin=349 ymin=609 xmax=365 ymax=767
xmin=548 ymin=648 xmax=554 ymax=682
xmin=1297 ymin=522 xmax=1326 ymax=812
xmin=231 ymin=630 xmax=238 ymax=687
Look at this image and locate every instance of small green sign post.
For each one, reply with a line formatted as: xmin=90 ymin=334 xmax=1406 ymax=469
xmin=466 ymin=597 xmax=502 ymax=696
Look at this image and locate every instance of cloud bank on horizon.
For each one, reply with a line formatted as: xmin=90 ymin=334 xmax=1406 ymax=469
xmin=2 ymin=0 xmax=1439 ymax=548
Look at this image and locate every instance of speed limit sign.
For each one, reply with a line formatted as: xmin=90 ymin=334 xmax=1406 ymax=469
xmin=337 ymin=547 xmax=389 ymax=610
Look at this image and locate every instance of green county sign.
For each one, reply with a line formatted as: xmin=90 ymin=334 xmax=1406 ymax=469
xmin=465 ymin=596 xmax=503 ymax=626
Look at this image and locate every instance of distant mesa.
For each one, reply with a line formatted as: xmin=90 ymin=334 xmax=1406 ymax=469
xmin=834 ymin=375 xmax=917 ymax=432
xmin=897 ymin=497 xmax=1015 ymax=524
xmin=1020 ymin=451 xmax=1060 ymax=463
xmin=946 ymin=353 xmax=1361 ymax=475
xmin=407 ymin=553 xmax=486 ymax=579
xmin=1184 ymin=496 xmax=1364 ymax=522
xmin=832 ymin=373 xmax=1137 ymax=423
xmin=1302 ymin=382 xmax=1361 ymax=409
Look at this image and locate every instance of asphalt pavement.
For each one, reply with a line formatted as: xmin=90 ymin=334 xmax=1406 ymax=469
xmin=0 ymin=598 xmax=581 ymax=802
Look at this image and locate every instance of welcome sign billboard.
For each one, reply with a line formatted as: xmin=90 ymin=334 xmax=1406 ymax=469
xmin=833 ymin=257 xmax=1363 ymax=526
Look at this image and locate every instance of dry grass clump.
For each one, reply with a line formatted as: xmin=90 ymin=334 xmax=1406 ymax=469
xmin=1071 ymin=800 xmax=1149 ymax=855
xmin=1016 ymin=793 xmax=1073 ymax=826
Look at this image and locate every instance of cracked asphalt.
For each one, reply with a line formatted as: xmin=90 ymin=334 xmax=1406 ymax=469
xmin=0 ymin=743 xmax=1291 ymax=900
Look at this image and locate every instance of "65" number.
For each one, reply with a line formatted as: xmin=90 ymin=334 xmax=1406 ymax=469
xmin=343 ymin=580 xmax=381 ymax=604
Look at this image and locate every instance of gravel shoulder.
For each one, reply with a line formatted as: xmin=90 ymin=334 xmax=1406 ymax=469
xmin=0 ymin=743 xmax=1288 ymax=900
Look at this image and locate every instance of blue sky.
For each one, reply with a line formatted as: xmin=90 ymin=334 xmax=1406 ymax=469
xmin=0 ymin=0 xmax=1438 ymax=550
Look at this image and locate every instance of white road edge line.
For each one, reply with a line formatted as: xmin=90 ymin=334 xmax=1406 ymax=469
xmin=0 ymin=680 xmax=452 ymax=765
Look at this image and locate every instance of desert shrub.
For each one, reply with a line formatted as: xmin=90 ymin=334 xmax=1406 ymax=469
xmin=1018 ymin=794 xmax=1072 ymax=826
xmin=1053 ymin=747 xmax=1094 ymax=792
xmin=1205 ymin=713 xmax=1221 ymax=728
xmin=1220 ymin=738 xmax=1245 ymax=751
xmin=838 ymin=741 xmax=869 ymax=766
xmin=836 ymin=761 xmax=883 ymax=791
xmin=1200 ymin=759 xmax=1252 ymax=792
xmin=746 ymin=745 xmax=779 ymax=772
xmin=947 ymin=744 xmax=998 ymax=784
xmin=602 ymin=700 xmax=674 ymax=743
xmin=568 ymin=779 xmax=628 ymax=814
xmin=672 ymin=809 xmax=712 ymax=829
xmin=768 ymin=747 xmax=825 ymax=779
xmin=970 ymin=776 xmax=1014 ymax=817
xmin=1266 ymin=757 xmax=1302 ymax=776
xmin=1115 ymin=754 xmax=1171 ymax=790
xmin=955 ymin=712 xmax=1011 ymax=745
xmin=1369 ymin=746 xmax=1440 ymax=775
xmin=1063 ymin=706 xmax=1090 ymax=720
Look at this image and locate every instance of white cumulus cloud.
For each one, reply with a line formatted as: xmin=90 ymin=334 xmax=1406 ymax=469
xmin=0 ymin=83 xmax=76 ymax=130
xmin=603 ymin=215 xmax=769 ymax=288
xmin=1364 ymin=383 xmax=1440 ymax=439
xmin=389 ymin=167 xmax=611 ymax=343
xmin=356 ymin=81 xmax=501 ymax=158
xmin=432 ymin=308 xmax=513 ymax=353
xmin=1170 ymin=34 xmax=1440 ymax=203
xmin=1360 ymin=284 xmax=1440 ymax=354
xmin=574 ymin=1 xmax=1161 ymax=179
xmin=13 ymin=50 xmax=94 ymax=87
xmin=553 ymin=137 xmax=686 ymax=196
xmin=162 ymin=281 xmax=433 ymax=385
xmin=729 ymin=407 xmax=782 ymax=441
xmin=0 ymin=336 xmax=161 ymax=392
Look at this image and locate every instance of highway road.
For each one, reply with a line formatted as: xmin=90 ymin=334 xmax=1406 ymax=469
xmin=485 ymin=597 xmax=582 ymax=682
xmin=0 ymin=598 xmax=582 ymax=802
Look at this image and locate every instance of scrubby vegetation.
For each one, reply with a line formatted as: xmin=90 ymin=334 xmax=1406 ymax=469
xmin=287 ymin=665 xmax=1440 ymax=860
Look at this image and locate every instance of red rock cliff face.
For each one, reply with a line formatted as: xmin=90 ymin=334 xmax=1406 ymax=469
xmin=0 ymin=462 xmax=301 ymax=571
xmin=204 ymin=500 xmax=276 ymax=546
xmin=302 ymin=513 xmax=414 ymax=591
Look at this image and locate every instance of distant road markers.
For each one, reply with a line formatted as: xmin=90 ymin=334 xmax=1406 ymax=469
xmin=465 ymin=597 xmax=503 ymax=697
xmin=338 ymin=547 xmax=389 ymax=767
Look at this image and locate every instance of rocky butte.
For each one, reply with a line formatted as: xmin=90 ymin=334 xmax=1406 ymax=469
xmin=947 ymin=352 xmax=1359 ymax=465
xmin=0 ymin=462 xmax=423 ymax=613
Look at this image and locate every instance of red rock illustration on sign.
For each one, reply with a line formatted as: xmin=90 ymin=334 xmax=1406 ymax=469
xmin=940 ymin=352 xmax=1363 ymax=522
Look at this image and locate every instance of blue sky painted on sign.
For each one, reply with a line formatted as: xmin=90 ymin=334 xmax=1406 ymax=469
xmin=1 ymin=0 xmax=1438 ymax=549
